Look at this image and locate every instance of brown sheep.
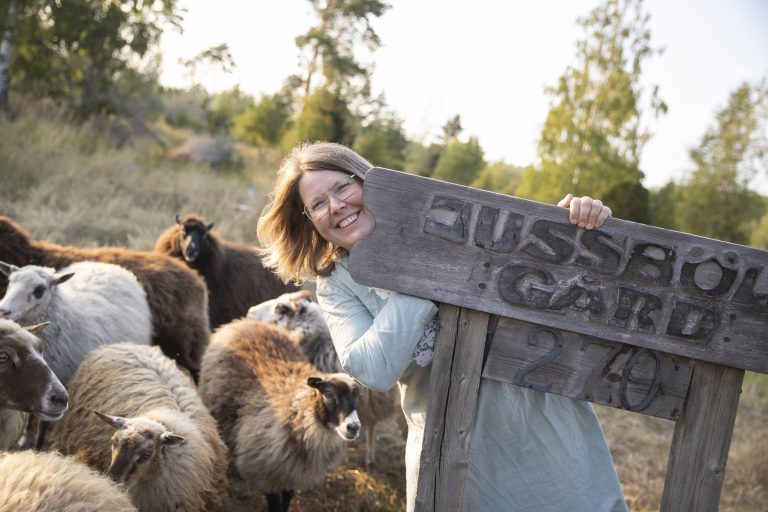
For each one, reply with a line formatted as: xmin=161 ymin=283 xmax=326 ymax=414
xmin=0 ymin=216 xmax=210 ymax=378
xmin=199 ymin=318 xmax=360 ymax=512
xmin=154 ymin=214 xmax=297 ymax=329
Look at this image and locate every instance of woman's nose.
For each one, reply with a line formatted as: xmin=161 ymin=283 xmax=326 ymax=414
xmin=328 ymin=195 xmax=347 ymax=213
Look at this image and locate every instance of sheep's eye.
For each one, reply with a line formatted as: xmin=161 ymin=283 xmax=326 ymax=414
xmin=138 ymin=451 xmax=152 ymax=462
xmin=275 ymin=304 xmax=292 ymax=316
xmin=0 ymin=352 xmax=10 ymax=364
xmin=323 ymin=390 xmax=335 ymax=400
xmin=33 ymin=285 xmax=45 ymax=299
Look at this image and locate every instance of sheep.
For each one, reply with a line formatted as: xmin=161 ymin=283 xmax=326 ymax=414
xmin=0 ymin=216 xmax=210 ymax=378
xmin=247 ymin=290 xmax=400 ymax=467
xmin=0 ymin=261 xmax=152 ymax=385
xmin=46 ymin=342 xmax=229 ymax=512
xmin=0 ymin=319 xmax=68 ymax=450
xmin=154 ymin=214 xmax=298 ymax=329
xmin=199 ymin=318 xmax=361 ymax=512
xmin=0 ymin=451 xmax=137 ymax=512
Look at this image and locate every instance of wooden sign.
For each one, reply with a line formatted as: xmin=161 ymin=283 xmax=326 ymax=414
xmin=349 ymin=167 xmax=768 ymax=374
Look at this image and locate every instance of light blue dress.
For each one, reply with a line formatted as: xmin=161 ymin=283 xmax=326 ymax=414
xmin=317 ymin=257 xmax=628 ymax=512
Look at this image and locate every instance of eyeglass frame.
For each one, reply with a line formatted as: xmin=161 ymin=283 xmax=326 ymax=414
xmin=301 ymin=173 xmax=360 ymax=222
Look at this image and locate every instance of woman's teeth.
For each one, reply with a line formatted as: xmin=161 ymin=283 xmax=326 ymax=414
xmin=338 ymin=213 xmax=358 ymax=228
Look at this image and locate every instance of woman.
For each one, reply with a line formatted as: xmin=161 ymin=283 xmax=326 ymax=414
xmin=258 ymin=142 xmax=627 ymax=512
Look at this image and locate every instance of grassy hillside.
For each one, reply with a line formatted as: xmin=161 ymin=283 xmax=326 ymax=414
xmin=1 ymin=103 xmax=766 ymax=511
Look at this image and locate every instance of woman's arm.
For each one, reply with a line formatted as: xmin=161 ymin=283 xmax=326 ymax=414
xmin=317 ymin=277 xmax=437 ymax=392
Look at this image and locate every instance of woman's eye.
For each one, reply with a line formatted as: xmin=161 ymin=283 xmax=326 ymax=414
xmin=335 ymin=182 xmax=351 ymax=193
xmin=33 ymin=285 xmax=45 ymax=299
xmin=311 ymin=198 xmax=327 ymax=212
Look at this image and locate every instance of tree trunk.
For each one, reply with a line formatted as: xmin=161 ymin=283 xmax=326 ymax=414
xmin=0 ymin=0 xmax=19 ymax=121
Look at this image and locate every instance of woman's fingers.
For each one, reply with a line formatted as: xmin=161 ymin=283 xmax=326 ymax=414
xmin=557 ymin=193 xmax=573 ymax=209
xmin=595 ymin=204 xmax=612 ymax=227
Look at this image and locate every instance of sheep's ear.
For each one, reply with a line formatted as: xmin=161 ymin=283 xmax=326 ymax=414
xmin=23 ymin=321 xmax=50 ymax=336
xmin=53 ymin=273 xmax=75 ymax=286
xmin=160 ymin=432 xmax=185 ymax=446
xmin=307 ymin=377 xmax=324 ymax=389
xmin=206 ymin=222 xmax=215 ymax=231
xmin=94 ymin=411 xmax=127 ymax=429
xmin=175 ymin=214 xmax=182 ymax=225
xmin=0 ymin=261 xmax=19 ymax=276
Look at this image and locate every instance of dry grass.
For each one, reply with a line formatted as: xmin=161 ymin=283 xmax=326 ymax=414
xmin=1 ymin=103 xmax=766 ymax=511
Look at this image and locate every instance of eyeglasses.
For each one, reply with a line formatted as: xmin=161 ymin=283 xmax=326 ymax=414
xmin=302 ymin=174 xmax=359 ymax=222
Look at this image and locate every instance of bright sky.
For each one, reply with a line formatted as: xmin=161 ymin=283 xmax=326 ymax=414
xmin=159 ymin=0 xmax=768 ymax=193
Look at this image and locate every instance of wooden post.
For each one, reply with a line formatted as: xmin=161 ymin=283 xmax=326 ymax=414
xmin=661 ymin=361 xmax=745 ymax=511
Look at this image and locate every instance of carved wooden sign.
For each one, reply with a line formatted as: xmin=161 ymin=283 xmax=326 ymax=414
xmin=349 ymin=167 xmax=768 ymax=376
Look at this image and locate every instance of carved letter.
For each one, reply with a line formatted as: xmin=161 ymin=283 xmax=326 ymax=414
xmin=576 ymin=230 xmax=622 ymax=274
xmin=474 ymin=206 xmax=524 ymax=253
xmin=498 ymin=266 xmax=555 ymax=309
xmin=611 ymin=287 xmax=662 ymax=332
xmin=732 ymin=267 xmax=768 ymax=306
xmin=666 ymin=301 xmax=720 ymax=344
xmin=522 ymin=220 xmax=578 ymax=264
xmin=623 ymin=243 xmax=675 ymax=286
xmin=423 ymin=195 xmax=471 ymax=244
xmin=680 ymin=258 xmax=737 ymax=297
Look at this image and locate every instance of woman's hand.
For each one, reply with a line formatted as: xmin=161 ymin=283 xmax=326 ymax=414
xmin=557 ymin=193 xmax=612 ymax=230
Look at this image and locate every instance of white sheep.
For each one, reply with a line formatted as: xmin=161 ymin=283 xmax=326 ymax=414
xmin=0 ymin=451 xmax=137 ymax=512
xmin=247 ymin=290 xmax=400 ymax=467
xmin=47 ymin=343 xmax=229 ymax=512
xmin=0 ymin=319 xmax=68 ymax=449
xmin=0 ymin=260 xmax=152 ymax=385
xmin=199 ymin=317 xmax=361 ymax=512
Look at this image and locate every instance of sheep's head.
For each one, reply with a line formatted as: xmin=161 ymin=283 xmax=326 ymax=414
xmin=248 ymin=290 xmax=321 ymax=333
xmin=176 ymin=215 xmax=214 ymax=263
xmin=0 ymin=263 xmax=73 ymax=321
xmin=94 ymin=412 xmax=185 ymax=488
xmin=0 ymin=320 xmax=67 ymax=420
xmin=307 ymin=374 xmax=360 ymax=441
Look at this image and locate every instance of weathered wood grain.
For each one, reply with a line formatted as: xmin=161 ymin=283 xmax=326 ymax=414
xmin=661 ymin=362 xmax=744 ymax=511
xmin=349 ymin=167 xmax=768 ymax=374
xmin=435 ymin=308 xmax=488 ymax=512
xmin=482 ymin=316 xmax=694 ymax=420
xmin=414 ymin=304 xmax=462 ymax=512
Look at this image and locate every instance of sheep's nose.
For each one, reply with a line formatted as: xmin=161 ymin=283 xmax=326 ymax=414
xmin=50 ymin=389 xmax=68 ymax=409
xmin=346 ymin=423 xmax=360 ymax=436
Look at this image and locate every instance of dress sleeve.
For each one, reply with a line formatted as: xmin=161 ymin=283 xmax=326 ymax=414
xmin=316 ymin=274 xmax=438 ymax=392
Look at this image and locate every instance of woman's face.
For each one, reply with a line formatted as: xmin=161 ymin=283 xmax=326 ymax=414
xmin=298 ymin=169 xmax=375 ymax=251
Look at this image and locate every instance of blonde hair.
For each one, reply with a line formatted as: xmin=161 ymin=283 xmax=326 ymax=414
xmin=257 ymin=142 xmax=373 ymax=284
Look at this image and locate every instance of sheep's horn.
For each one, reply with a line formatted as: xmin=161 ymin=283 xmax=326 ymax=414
xmin=93 ymin=411 xmax=127 ymax=429
xmin=0 ymin=261 xmax=20 ymax=276
xmin=175 ymin=214 xmax=182 ymax=225
xmin=23 ymin=322 xmax=51 ymax=336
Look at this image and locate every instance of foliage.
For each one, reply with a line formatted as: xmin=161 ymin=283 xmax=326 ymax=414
xmin=518 ymin=0 xmax=665 ymax=220
xmin=207 ymin=86 xmax=254 ymax=135
xmin=432 ymin=136 xmax=485 ymax=186
xmin=601 ymin=180 xmax=650 ymax=223
xmin=353 ymin=116 xmax=407 ymax=169
xmin=471 ymin=161 xmax=522 ymax=196
xmin=281 ymin=86 xmax=355 ymax=149
xmin=441 ymin=114 xmax=463 ymax=142
xmin=5 ymin=0 xmax=181 ymax=118
xmin=403 ymin=141 xmax=442 ymax=177
xmin=159 ymin=86 xmax=210 ymax=131
xmin=647 ymin=182 xmax=678 ymax=230
xmin=675 ymin=82 xmax=767 ymax=244
xmin=231 ymin=91 xmax=293 ymax=147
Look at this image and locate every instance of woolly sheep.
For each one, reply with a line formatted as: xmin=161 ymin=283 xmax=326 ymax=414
xmin=199 ymin=318 xmax=361 ymax=512
xmin=0 ymin=216 xmax=210 ymax=377
xmin=47 ymin=343 xmax=229 ymax=512
xmin=0 ymin=320 xmax=67 ymax=450
xmin=247 ymin=290 xmax=400 ymax=467
xmin=0 ymin=451 xmax=137 ymax=512
xmin=0 ymin=261 xmax=152 ymax=385
xmin=155 ymin=214 xmax=298 ymax=329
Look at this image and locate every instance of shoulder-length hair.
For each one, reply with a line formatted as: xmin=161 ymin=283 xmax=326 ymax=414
xmin=257 ymin=142 xmax=372 ymax=284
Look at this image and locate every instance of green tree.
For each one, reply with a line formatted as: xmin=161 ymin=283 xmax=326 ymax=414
xmin=353 ymin=116 xmax=407 ymax=169
xmin=471 ymin=161 xmax=522 ymax=196
xmin=648 ymin=181 xmax=679 ymax=230
xmin=403 ymin=141 xmax=442 ymax=177
xmin=4 ymin=0 xmax=180 ymax=118
xmin=281 ymin=86 xmax=354 ymax=149
xmin=441 ymin=114 xmax=462 ymax=142
xmin=676 ymin=83 xmax=767 ymax=244
xmin=432 ymin=137 xmax=485 ymax=186
xmin=207 ymin=86 xmax=254 ymax=135
xmin=232 ymin=91 xmax=293 ymax=147
xmin=518 ymin=0 xmax=665 ymax=222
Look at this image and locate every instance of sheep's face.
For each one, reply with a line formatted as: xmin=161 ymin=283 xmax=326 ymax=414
xmin=179 ymin=220 xmax=213 ymax=263
xmin=307 ymin=374 xmax=360 ymax=441
xmin=0 ymin=265 xmax=73 ymax=322
xmin=94 ymin=413 xmax=185 ymax=488
xmin=247 ymin=290 xmax=322 ymax=333
xmin=0 ymin=320 xmax=68 ymax=420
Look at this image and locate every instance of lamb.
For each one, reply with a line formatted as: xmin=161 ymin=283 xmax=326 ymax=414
xmin=0 ymin=319 xmax=68 ymax=450
xmin=247 ymin=290 xmax=400 ymax=467
xmin=47 ymin=343 xmax=229 ymax=512
xmin=199 ymin=318 xmax=361 ymax=512
xmin=0 ymin=261 xmax=152 ymax=385
xmin=0 ymin=451 xmax=137 ymax=512
xmin=154 ymin=214 xmax=298 ymax=329
xmin=0 ymin=216 xmax=210 ymax=377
